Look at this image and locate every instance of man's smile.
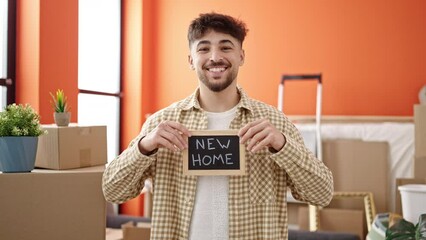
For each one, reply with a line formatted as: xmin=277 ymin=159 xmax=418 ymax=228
xmin=207 ymin=67 xmax=227 ymax=72
xmin=204 ymin=66 xmax=229 ymax=79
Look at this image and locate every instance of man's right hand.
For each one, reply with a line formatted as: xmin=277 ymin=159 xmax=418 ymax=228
xmin=138 ymin=121 xmax=191 ymax=155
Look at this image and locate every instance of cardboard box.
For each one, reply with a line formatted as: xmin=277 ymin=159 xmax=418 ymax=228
xmin=122 ymin=222 xmax=151 ymax=240
xmin=35 ymin=125 xmax=107 ymax=169
xmin=298 ymin=206 xmax=365 ymax=239
xmin=0 ymin=170 xmax=106 ymax=240
xmin=106 ymin=228 xmax=123 ymax=240
xmin=34 ymin=165 xmax=106 ymax=173
xmin=395 ymin=178 xmax=426 ymax=215
xmin=287 ymin=201 xmax=307 ymax=227
xmin=322 ymin=139 xmax=389 ymax=213
xmin=415 ymin=156 xmax=426 ymax=178
xmin=415 ymin=104 xmax=426 ymax=158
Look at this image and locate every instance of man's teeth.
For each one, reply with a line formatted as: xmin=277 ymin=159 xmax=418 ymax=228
xmin=208 ymin=67 xmax=226 ymax=72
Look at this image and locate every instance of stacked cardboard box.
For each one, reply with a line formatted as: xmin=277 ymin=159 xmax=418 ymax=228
xmin=35 ymin=125 xmax=107 ymax=169
xmin=414 ymin=105 xmax=426 ymax=178
xmin=388 ymin=105 xmax=426 ymax=224
xmin=0 ymin=125 xmax=108 ymax=240
xmin=295 ymin=139 xmax=388 ymax=238
xmin=322 ymin=139 xmax=389 ymax=213
xmin=0 ymin=168 xmax=106 ymax=240
xmin=122 ymin=222 xmax=151 ymax=240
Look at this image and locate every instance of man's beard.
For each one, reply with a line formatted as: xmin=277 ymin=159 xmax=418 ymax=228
xmin=197 ymin=70 xmax=237 ymax=92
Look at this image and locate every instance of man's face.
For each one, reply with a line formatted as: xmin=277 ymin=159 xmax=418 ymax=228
xmin=188 ymin=30 xmax=245 ymax=92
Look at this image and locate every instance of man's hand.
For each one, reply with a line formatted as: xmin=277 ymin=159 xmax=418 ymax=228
xmin=138 ymin=121 xmax=191 ymax=155
xmin=238 ymin=118 xmax=286 ymax=153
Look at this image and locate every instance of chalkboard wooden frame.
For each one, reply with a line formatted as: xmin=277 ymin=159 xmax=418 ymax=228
xmin=182 ymin=130 xmax=246 ymax=176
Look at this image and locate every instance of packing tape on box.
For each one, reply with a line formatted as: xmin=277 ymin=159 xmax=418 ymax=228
xmin=79 ymin=127 xmax=92 ymax=135
xmin=80 ymin=149 xmax=92 ymax=167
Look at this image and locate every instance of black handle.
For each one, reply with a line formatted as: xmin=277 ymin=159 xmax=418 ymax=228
xmin=281 ymin=74 xmax=322 ymax=84
xmin=0 ymin=78 xmax=13 ymax=86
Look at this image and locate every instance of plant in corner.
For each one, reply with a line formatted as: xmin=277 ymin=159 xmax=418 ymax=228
xmin=0 ymin=103 xmax=46 ymax=172
xmin=50 ymin=89 xmax=71 ymax=127
xmin=386 ymin=214 xmax=426 ymax=240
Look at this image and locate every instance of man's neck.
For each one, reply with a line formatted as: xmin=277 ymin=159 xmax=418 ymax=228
xmin=198 ymin=84 xmax=240 ymax=112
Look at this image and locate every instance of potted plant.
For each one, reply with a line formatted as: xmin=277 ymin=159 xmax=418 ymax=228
xmin=386 ymin=214 xmax=426 ymax=240
xmin=50 ymin=89 xmax=71 ymax=126
xmin=0 ymin=103 xmax=46 ymax=172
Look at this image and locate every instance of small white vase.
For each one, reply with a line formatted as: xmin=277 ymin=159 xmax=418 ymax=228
xmin=54 ymin=112 xmax=71 ymax=127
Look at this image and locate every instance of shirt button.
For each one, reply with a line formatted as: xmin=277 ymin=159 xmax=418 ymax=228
xmin=185 ymin=197 xmax=192 ymax=203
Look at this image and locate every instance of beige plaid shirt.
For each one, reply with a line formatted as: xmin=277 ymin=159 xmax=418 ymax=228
xmin=103 ymin=87 xmax=333 ymax=240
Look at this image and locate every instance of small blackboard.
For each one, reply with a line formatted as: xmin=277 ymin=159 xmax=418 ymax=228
xmin=182 ymin=130 xmax=246 ymax=176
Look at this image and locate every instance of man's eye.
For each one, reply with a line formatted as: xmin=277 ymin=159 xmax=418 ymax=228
xmin=222 ymin=47 xmax=232 ymax=51
xmin=198 ymin=48 xmax=209 ymax=52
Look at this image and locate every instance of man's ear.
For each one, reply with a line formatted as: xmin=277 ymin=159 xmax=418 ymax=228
xmin=240 ymin=49 xmax=245 ymax=66
xmin=188 ymin=55 xmax=194 ymax=70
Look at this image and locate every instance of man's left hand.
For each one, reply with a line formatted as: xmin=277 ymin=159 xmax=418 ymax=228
xmin=238 ymin=118 xmax=286 ymax=153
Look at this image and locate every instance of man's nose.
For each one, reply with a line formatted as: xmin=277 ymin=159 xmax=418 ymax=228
xmin=209 ymin=49 xmax=223 ymax=62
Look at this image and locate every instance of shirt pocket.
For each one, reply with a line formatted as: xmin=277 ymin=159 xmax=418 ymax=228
xmin=248 ymin=151 xmax=276 ymax=205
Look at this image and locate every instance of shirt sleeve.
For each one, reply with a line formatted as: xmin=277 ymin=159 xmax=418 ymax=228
xmin=102 ymin=113 xmax=161 ymax=204
xmin=270 ymin=118 xmax=334 ymax=207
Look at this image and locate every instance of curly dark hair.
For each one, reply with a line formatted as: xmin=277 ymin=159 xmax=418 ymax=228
xmin=187 ymin=12 xmax=248 ymax=47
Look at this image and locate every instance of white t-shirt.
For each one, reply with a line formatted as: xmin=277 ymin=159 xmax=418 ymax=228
xmin=188 ymin=106 xmax=237 ymax=240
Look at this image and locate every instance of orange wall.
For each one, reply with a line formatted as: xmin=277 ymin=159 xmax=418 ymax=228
xmin=119 ymin=0 xmax=158 ymax=216
xmin=120 ymin=0 xmax=144 ymax=217
xmin=152 ymin=0 xmax=426 ymax=116
xmin=16 ymin=0 xmax=40 ymax=110
xmin=16 ymin=0 xmax=78 ymax=124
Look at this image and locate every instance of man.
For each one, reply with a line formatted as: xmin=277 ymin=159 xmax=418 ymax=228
xmin=103 ymin=12 xmax=333 ymax=240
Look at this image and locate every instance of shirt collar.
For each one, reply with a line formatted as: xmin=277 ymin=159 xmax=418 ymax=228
xmin=179 ymin=86 xmax=253 ymax=113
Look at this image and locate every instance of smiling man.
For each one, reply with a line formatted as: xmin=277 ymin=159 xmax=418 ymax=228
xmin=102 ymin=12 xmax=334 ymax=240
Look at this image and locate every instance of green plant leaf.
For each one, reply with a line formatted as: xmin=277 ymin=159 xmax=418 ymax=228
xmin=49 ymin=89 xmax=69 ymax=113
xmin=0 ymin=103 xmax=46 ymax=137
xmin=386 ymin=218 xmax=416 ymax=240
xmin=416 ymin=214 xmax=426 ymax=239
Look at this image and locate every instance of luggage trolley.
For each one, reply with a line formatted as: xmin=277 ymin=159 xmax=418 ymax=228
xmin=278 ymin=74 xmax=323 ymax=231
xmin=278 ymin=74 xmax=323 ymax=160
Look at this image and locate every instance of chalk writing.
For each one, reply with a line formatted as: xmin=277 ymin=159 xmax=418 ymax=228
xmin=188 ymin=135 xmax=240 ymax=170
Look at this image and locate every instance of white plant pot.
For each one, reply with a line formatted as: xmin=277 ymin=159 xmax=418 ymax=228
xmin=54 ymin=112 xmax=71 ymax=127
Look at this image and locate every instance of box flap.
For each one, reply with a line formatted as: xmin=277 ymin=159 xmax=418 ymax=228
xmin=122 ymin=221 xmax=151 ymax=240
